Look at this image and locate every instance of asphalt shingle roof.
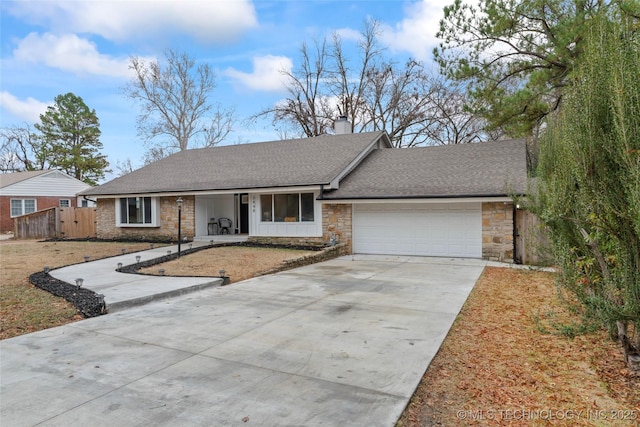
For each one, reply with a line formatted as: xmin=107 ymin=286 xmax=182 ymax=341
xmin=321 ymin=139 xmax=528 ymax=199
xmin=83 ymin=132 xmax=387 ymax=196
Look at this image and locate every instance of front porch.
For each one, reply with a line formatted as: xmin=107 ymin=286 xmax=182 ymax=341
xmin=194 ymin=193 xmax=249 ymax=237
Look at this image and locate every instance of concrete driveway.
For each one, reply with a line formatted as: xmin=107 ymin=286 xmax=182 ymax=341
xmin=1 ymin=255 xmax=485 ymax=427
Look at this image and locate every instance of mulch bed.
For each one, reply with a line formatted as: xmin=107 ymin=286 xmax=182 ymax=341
xmin=29 ymin=271 xmax=107 ymax=318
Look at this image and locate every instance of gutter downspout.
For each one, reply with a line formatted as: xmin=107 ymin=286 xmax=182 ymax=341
xmin=513 ymin=205 xmax=521 ymax=264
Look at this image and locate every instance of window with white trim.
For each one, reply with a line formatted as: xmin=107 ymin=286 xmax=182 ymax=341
xmin=260 ymin=193 xmax=315 ymax=222
xmin=59 ymin=199 xmax=70 ymax=208
xmin=117 ymin=197 xmax=159 ymax=226
xmin=10 ymin=199 xmax=36 ymax=217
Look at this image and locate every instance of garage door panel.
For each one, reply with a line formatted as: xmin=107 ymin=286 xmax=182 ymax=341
xmin=353 ymin=203 xmax=482 ymax=258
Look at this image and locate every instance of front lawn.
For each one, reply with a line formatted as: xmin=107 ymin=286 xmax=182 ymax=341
xmin=0 ymin=240 xmax=155 ymax=339
xmin=0 ymin=240 xmax=314 ymax=339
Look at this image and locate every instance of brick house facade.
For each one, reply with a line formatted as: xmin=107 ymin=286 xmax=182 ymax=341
xmin=1 ymin=170 xmax=93 ymax=234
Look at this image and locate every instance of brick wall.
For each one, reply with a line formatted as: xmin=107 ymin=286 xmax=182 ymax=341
xmin=1 ymin=196 xmax=78 ymax=233
xmin=160 ymin=196 xmax=195 ymax=240
xmin=96 ymin=196 xmax=195 ymax=241
xmin=322 ymin=203 xmax=352 ymax=252
xmin=482 ymin=201 xmax=514 ymax=262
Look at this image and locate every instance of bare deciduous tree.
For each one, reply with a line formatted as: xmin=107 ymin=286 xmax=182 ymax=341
xmin=421 ymin=76 xmax=501 ymax=146
xmin=114 ymin=158 xmax=136 ymax=176
xmin=124 ymin=49 xmax=235 ymax=161
xmin=264 ymin=39 xmax=335 ymax=138
xmin=253 ymin=19 xmax=492 ymax=147
xmin=0 ymin=124 xmax=48 ymax=172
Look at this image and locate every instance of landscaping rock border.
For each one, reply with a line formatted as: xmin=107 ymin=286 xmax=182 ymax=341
xmin=29 ymin=271 xmax=107 ymax=318
xmin=29 ymin=242 xmax=347 ymax=318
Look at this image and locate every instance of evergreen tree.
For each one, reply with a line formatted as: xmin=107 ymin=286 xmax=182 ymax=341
xmin=435 ymin=0 xmax=639 ymax=136
xmin=534 ymin=12 xmax=640 ymax=369
xmin=35 ymin=93 xmax=109 ymax=185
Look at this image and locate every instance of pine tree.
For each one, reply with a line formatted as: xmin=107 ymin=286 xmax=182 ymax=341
xmin=35 ymin=93 xmax=109 ymax=185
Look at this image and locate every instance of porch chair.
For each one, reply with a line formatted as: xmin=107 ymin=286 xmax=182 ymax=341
xmin=207 ymin=217 xmax=218 ymax=235
xmin=218 ymin=217 xmax=233 ymax=235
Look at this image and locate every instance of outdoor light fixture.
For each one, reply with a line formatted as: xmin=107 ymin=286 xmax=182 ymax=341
xmin=219 ymin=269 xmax=226 ymax=278
xmin=117 ymin=262 xmax=123 ymax=271
xmin=176 ymin=197 xmax=183 ymax=257
xmin=75 ymin=278 xmax=84 ymax=289
xmin=84 ymin=255 xmax=90 ymax=262
xmin=43 ymin=266 xmax=50 ymax=274
xmin=136 ymin=255 xmax=141 ymax=263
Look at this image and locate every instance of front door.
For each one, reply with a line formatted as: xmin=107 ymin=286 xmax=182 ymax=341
xmin=239 ymin=193 xmax=249 ymax=234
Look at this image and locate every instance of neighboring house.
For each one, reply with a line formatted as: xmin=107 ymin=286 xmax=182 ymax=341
xmin=82 ymin=127 xmax=528 ymax=262
xmin=0 ymin=170 xmax=95 ymax=233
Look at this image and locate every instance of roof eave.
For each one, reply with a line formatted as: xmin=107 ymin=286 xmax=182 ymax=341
xmin=320 ymin=192 xmax=527 ymax=201
xmin=328 ymin=131 xmax=391 ymax=190
xmin=83 ymin=183 xmax=329 ymax=198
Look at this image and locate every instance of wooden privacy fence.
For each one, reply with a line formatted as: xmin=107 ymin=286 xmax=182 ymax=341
xmin=13 ymin=207 xmax=96 ymax=239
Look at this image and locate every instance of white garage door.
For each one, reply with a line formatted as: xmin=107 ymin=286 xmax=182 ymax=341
xmin=352 ymin=202 xmax=482 ymax=258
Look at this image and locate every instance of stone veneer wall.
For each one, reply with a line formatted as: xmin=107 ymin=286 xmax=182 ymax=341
xmin=322 ymin=203 xmax=352 ymax=253
xmin=257 ymin=243 xmax=349 ymax=275
xmin=96 ymin=196 xmax=195 ymax=241
xmin=247 ymin=236 xmax=325 ymax=247
xmin=482 ymin=201 xmax=514 ymax=262
xmin=247 ymin=203 xmax=353 ymax=252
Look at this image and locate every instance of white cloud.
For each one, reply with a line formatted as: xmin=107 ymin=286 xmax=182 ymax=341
xmin=381 ymin=0 xmax=450 ymax=61
xmin=13 ymin=32 xmax=138 ymax=78
xmin=225 ymin=55 xmax=293 ymax=92
xmin=5 ymin=1 xmax=258 ymax=44
xmin=334 ymin=28 xmax=363 ymax=43
xmin=0 ymin=91 xmax=50 ymax=122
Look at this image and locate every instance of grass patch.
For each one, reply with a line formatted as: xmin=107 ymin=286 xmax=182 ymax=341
xmin=137 ymin=245 xmax=316 ymax=282
xmin=0 ymin=240 xmax=158 ymax=339
xmin=1 ymin=240 xmax=316 ymax=339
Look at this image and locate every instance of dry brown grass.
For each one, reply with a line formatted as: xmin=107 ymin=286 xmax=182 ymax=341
xmin=0 ymin=240 xmax=156 ymax=339
xmin=397 ymin=267 xmax=640 ymax=427
xmin=0 ymin=241 xmax=314 ymax=340
xmin=138 ymin=246 xmax=316 ymax=283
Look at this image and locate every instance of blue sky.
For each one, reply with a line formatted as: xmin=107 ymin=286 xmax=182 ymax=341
xmin=1 ymin=0 xmax=449 ymax=177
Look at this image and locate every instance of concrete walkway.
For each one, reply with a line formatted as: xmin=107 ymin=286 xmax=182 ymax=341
xmin=48 ymin=242 xmax=223 ymax=312
xmin=1 ymin=255 xmax=487 ymax=427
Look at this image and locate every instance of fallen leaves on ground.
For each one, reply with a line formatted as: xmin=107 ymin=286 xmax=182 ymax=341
xmin=397 ymin=267 xmax=639 ymax=427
